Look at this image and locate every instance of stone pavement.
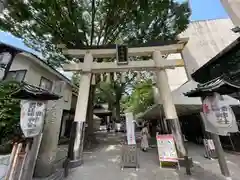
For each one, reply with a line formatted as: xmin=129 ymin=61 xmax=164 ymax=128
xmin=64 ymin=132 xmax=240 ymax=180
xmin=187 ymin=143 xmax=240 ymax=180
xmin=0 ymin=155 xmax=10 ymax=180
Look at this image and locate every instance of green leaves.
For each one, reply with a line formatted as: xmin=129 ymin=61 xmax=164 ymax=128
xmin=123 ymin=78 xmax=154 ymax=115
xmin=71 ymin=72 xmax=81 ymax=87
xmin=0 ymin=81 xmax=22 ymax=145
xmin=0 ymin=0 xmax=190 ymax=57
xmin=1 ymin=0 xmax=190 ymax=122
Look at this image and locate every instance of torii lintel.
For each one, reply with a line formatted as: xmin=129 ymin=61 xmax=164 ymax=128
xmin=60 ymin=38 xmax=188 ymax=58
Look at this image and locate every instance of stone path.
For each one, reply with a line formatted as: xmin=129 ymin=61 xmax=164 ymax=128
xmin=187 ymin=143 xmax=240 ymax=180
xmin=64 ymin=132 xmax=240 ymax=180
xmin=0 ymin=155 xmax=10 ymax=180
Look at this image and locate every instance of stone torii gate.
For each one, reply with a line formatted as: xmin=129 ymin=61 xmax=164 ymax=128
xmin=61 ymin=39 xmax=189 ymax=168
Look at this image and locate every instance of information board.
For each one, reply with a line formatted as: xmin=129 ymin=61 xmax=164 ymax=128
xmin=156 ymin=134 xmax=178 ymax=163
xmin=20 ymin=100 xmax=46 ymax=137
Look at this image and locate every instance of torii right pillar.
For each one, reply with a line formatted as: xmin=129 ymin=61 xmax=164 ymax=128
xmin=153 ymin=51 xmax=188 ymax=160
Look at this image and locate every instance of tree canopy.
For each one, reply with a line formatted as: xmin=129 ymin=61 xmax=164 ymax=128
xmin=121 ymin=73 xmax=155 ymax=115
xmin=0 ymin=0 xmax=190 ymax=62
xmin=0 ymin=0 xmax=191 ymax=120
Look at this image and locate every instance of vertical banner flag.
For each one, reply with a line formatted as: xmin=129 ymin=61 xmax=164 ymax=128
xmin=125 ymin=112 xmax=136 ymax=145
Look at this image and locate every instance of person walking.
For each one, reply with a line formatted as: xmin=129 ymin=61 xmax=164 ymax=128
xmin=140 ymin=123 xmax=150 ymax=152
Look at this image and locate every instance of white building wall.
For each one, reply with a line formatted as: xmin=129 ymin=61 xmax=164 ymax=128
xmin=166 ymin=53 xmax=188 ymax=91
xmin=154 ymin=18 xmax=240 ymax=106
xmin=166 ymin=67 xmax=188 ymax=91
xmin=165 ymin=18 xmax=239 ymax=92
xmin=180 ymin=18 xmax=239 ymax=76
xmin=9 ymin=53 xmax=72 ymax=110
xmin=9 ymin=54 xmax=31 ymax=71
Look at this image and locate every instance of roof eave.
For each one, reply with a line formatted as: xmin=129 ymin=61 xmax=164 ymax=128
xmin=184 ymin=78 xmax=240 ymax=97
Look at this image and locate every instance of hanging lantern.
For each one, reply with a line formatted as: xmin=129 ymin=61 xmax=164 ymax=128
xmin=100 ymin=73 xmax=104 ymax=82
xmin=106 ymin=73 xmax=111 ymax=83
xmin=113 ymin=72 xmax=117 ymax=81
xmin=136 ymin=71 xmax=141 ymax=81
xmin=128 ymin=71 xmax=134 ymax=80
xmin=115 ymin=72 xmax=120 ymax=82
xmin=121 ymin=73 xmax=126 ymax=83
xmin=91 ymin=74 xmax=96 ymax=85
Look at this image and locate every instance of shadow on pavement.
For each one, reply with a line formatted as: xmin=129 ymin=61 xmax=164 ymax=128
xmin=176 ymin=164 xmax=227 ymax=180
xmin=48 ymin=133 xmax=240 ymax=180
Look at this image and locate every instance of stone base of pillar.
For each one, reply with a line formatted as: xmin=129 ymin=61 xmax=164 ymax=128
xmin=34 ymin=160 xmax=55 ymax=177
xmin=63 ymin=157 xmax=83 ymax=177
xmin=67 ymin=158 xmax=83 ymax=168
xmin=65 ymin=121 xmax=85 ymax=169
xmin=165 ymin=118 xmax=187 ymax=158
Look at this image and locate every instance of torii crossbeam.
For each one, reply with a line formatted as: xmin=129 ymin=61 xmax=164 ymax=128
xmin=61 ymin=39 xmax=190 ymax=170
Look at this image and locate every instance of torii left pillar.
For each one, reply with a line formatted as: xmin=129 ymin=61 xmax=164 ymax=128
xmin=68 ymin=52 xmax=93 ymax=167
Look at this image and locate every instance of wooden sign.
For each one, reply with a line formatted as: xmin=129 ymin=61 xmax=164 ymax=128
xmin=120 ymin=144 xmax=139 ymax=170
xmin=156 ymin=134 xmax=179 ymax=168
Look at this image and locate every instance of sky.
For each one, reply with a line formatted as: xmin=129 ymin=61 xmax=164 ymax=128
xmin=0 ymin=0 xmax=230 ymax=77
xmin=189 ymin=0 xmax=228 ymax=21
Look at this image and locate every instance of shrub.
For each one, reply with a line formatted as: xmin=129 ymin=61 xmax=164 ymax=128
xmin=0 ymin=81 xmax=22 ymax=153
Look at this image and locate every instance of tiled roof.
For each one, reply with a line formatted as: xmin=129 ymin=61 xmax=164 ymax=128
xmin=184 ymin=72 xmax=240 ymax=97
xmin=7 ymin=81 xmax=61 ymax=100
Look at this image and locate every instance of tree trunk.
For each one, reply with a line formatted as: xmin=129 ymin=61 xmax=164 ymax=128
xmin=87 ymin=85 xmax=95 ymax=134
xmin=114 ymin=82 xmax=123 ymax=123
xmin=108 ymin=72 xmax=114 ymax=122
xmin=84 ymin=85 xmax=98 ymax=149
xmin=115 ymin=99 xmax=121 ymax=123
